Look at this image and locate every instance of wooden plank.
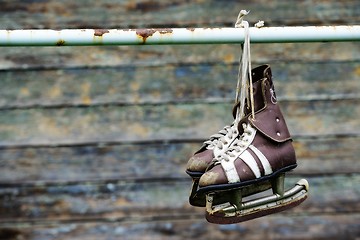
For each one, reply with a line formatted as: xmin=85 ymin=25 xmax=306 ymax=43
xmin=280 ymin=99 xmax=360 ymax=137
xmin=0 ymin=142 xmax=195 ymax=182
xmin=0 ymin=175 xmax=359 ymax=221
xmin=293 ymin=135 xmax=360 ymax=175
xmin=1 ymin=0 xmax=359 ymax=29
xmin=0 ymin=2 xmax=358 ymax=240
xmin=1 ymin=43 xmax=359 ymax=71
xmin=0 ymin=136 xmax=358 ymax=183
xmin=0 ymin=61 xmax=359 ymax=108
xmin=0 ymin=100 xmax=359 ymax=146
xmin=1 ymin=214 xmax=359 ymax=240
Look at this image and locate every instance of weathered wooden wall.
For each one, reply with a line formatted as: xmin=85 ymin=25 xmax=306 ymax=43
xmin=0 ymin=1 xmax=359 ymax=239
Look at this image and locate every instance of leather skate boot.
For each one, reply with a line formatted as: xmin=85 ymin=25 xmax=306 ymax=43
xmin=197 ymin=65 xmax=308 ymax=224
xmin=186 ymin=121 xmax=239 ymax=177
xmin=186 ymin=112 xmax=239 ymax=206
xmin=187 ymin=64 xmax=274 ymax=207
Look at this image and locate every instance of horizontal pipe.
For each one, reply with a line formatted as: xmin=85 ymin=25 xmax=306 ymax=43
xmin=0 ymin=26 xmax=359 ymax=46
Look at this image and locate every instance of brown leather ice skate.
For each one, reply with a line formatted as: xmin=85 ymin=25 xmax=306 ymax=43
xmin=186 ymin=65 xmax=282 ymax=207
xmin=186 ymin=119 xmax=239 ymax=206
xmin=197 ymin=65 xmax=308 ymax=224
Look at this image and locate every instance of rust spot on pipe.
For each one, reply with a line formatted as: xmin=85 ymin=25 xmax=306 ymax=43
xmin=56 ymin=39 xmax=65 ymax=46
xmin=136 ymin=28 xmax=173 ymax=44
xmin=136 ymin=29 xmax=156 ymax=43
xmin=157 ymin=28 xmax=173 ymax=34
xmin=187 ymin=28 xmax=196 ymax=32
xmin=94 ymin=29 xmax=109 ymax=37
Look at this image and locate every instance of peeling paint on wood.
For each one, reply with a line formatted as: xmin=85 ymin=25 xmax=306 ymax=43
xmin=0 ymin=0 xmax=359 ymax=29
xmin=1 ymin=214 xmax=359 ymax=240
xmin=0 ymin=61 xmax=359 ymax=109
xmin=1 ymin=43 xmax=359 ymax=71
xmin=0 ymin=176 xmax=359 ymax=226
xmin=0 ymin=136 xmax=358 ymax=183
xmin=0 ymin=100 xmax=359 ymax=146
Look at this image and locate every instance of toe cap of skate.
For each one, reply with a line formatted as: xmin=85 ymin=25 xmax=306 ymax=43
xmin=199 ymin=170 xmax=229 ymax=187
xmin=186 ymin=156 xmax=208 ymax=173
xmin=186 ymin=150 xmax=214 ymax=173
xmin=199 ymin=171 xmax=218 ymax=187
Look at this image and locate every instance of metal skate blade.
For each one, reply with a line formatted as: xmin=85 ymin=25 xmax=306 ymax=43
xmin=192 ymin=180 xmax=273 ymax=208
xmin=191 ymin=189 xmax=236 ymax=208
xmin=205 ymin=179 xmax=309 ymax=224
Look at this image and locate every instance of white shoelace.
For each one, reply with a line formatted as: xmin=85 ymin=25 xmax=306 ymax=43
xmin=203 ymin=10 xmax=261 ymax=155
xmin=234 ymin=10 xmax=255 ymax=121
xmin=211 ymin=10 xmax=257 ymax=159
xmin=204 ymin=121 xmax=239 ymax=151
xmin=213 ymin=123 xmax=254 ymax=164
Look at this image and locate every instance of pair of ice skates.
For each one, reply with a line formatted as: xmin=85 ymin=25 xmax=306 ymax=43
xmin=186 ymin=65 xmax=309 ymax=224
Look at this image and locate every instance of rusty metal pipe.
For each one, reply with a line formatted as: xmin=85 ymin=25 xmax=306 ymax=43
xmin=0 ymin=26 xmax=359 ymax=46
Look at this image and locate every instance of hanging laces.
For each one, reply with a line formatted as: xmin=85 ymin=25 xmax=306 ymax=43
xmin=203 ymin=11 xmax=262 ymax=153
xmin=209 ymin=11 xmax=263 ymax=167
xmin=234 ymin=10 xmax=255 ymax=121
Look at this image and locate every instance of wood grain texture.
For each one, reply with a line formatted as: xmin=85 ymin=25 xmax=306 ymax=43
xmin=0 ymin=1 xmax=359 ymax=239
xmin=0 ymin=99 xmax=359 ymax=146
xmin=0 ymin=61 xmax=359 ymax=109
xmin=1 ymin=0 xmax=359 ymax=29
xmin=1 ymin=43 xmax=359 ymax=71
xmin=0 ymin=175 xmax=359 ymax=221
xmin=0 ymin=136 xmax=358 ymax=183
xmin=1 ymin=214 xmax=360 ymax=240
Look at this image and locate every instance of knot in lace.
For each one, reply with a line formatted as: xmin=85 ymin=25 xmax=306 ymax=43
xmin=234 ymin=9 xmax=256 ymax=121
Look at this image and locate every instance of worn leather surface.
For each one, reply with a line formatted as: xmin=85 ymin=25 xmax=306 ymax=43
xmin=250 ymin=79 xmax=291 ymax=142
xmin=199 ymin=65 xmax=297 ymax=187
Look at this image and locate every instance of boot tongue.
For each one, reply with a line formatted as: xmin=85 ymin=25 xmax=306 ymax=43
xmin=253 ymin=64 xmax=271 ymax=83
xmin=234 ymin=64 xmax=284 ymax=140
xmin=232 ymin=65 xmax=270 ymax=119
